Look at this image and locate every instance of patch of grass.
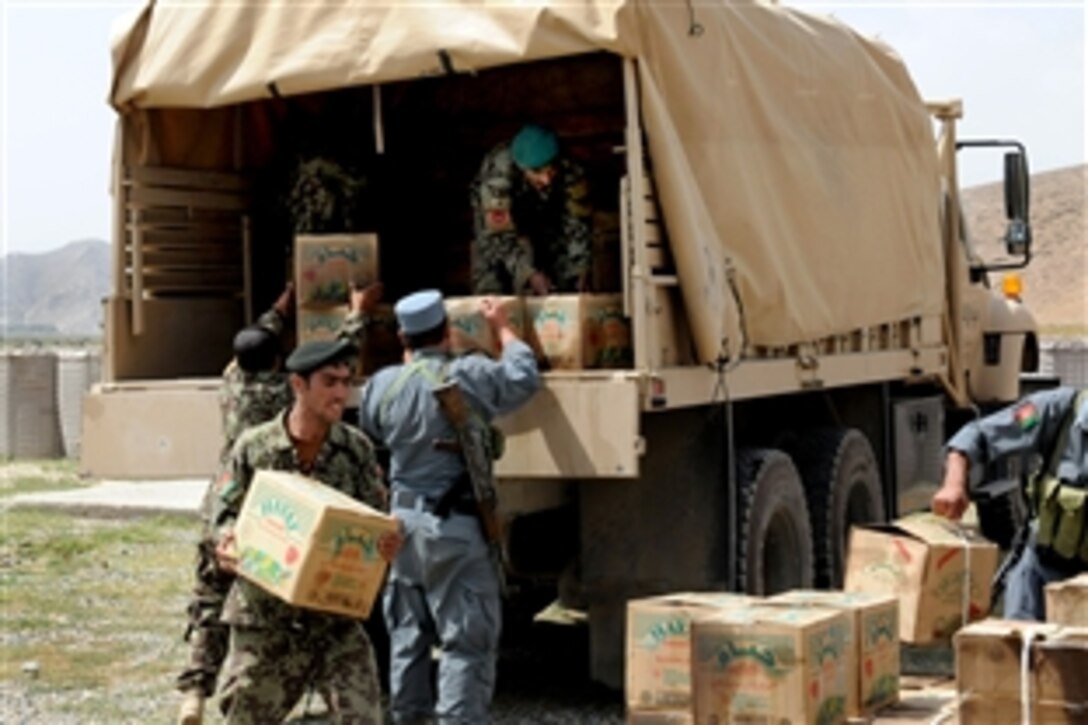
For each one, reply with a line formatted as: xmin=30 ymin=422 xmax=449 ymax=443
xmin=0 ymin=460 xmax=90 ymax=498
xmin=0 ymin=508 xmax=198 ymax=722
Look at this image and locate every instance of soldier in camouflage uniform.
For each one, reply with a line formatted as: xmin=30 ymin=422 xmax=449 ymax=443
xmin=470 ymin=124 xmax=592 ymax=295
xmin=212 ymin=338 xmax=401 ymax=724
xmin=176 ymin=283 xmax=383 ymax=725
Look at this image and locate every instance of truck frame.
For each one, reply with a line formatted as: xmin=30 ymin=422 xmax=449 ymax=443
xmin=95 ymin=4 xmax=1039 ymax=686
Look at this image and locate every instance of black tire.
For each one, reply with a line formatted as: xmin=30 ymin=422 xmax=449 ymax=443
xmin=793 ymin=428 xmax=885 ymax=589
xmin=736 ymin=448 xmax=815 ymax=595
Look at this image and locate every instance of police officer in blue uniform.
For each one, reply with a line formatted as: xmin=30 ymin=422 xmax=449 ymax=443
xmin=358 ymin=290 xmax=540 ymax=724
xmin=932 ymin=386 xmax=1088 ymax=620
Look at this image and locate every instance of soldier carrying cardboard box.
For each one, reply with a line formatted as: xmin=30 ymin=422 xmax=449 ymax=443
xmin=932 ymin=386 xmax=1088 ymax=622
xmin=470 ymin=124 xmax=593 ymax=296
xmin=209 ymin=338 xmax=403 ymax=723
xmin=174 ymin=282 xmax=386 ymax=725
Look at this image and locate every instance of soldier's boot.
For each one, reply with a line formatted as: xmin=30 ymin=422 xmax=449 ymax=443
xmin=177 ymin=689 xmax=204 ymax=725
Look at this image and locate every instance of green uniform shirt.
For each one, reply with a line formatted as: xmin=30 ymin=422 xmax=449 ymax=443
xmin=212 ymin=411 xmax=387 ymax=626
xmin=470 ymin=143 xmax=592 ymax=294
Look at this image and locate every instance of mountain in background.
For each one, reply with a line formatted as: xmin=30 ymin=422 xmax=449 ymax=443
xmin=962 ymin=163 xmax=1086 ymax=334
xmin=1 ymin=238 xmax=110 ymax=337
xmin=0 ymin=164 xmax=1082 ymax=340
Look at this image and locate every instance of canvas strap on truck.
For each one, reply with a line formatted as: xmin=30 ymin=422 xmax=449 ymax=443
xmin=432 ymin=381 xmax=509 ymax=596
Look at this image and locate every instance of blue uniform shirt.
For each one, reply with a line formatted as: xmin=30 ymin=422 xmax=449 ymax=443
xmin=946 ymin=386 xmax=1087 ymax=488
xmin=359 ymin=340 xmax=540 ymax=497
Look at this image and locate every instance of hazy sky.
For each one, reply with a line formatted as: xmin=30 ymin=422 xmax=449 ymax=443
xmin=1 ymin=1 xmax=1085 ymax=255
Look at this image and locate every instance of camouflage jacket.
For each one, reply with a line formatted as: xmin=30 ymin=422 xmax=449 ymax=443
xmin=212 ymin=412 xmax=388 ymax=627
xmin=219 ymin=308 xmax=368 ymax=463
xmin=470 ymin=143 xmax=592 ymax=293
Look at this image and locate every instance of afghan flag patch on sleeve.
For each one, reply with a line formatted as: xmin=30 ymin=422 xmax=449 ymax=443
xmin=1014 ymin=401 xmax=1040 ymax=431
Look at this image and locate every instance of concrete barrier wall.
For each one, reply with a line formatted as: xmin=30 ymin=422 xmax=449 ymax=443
xmin=0 ymin=349 xmax=101 ymax=460
xmin=1040 ymin=338 xmax=1088 ymax=389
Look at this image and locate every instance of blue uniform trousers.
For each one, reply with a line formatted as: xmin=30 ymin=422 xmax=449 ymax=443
xmin=384 ymin=496 xmax=501 ymax=725
xmin=1004 ymin=534 xmax=1086 ymax=621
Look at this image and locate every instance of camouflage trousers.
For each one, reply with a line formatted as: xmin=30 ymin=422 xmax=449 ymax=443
xmin=176 ymin=536 xmax=234 ymax=696
xmin=177 ymin=482 xmax=233 ymax=696
xmin=471 ymin=233 xmax=584 ymax=295
xmin=218 ymin=619 xmax=383 ymax=724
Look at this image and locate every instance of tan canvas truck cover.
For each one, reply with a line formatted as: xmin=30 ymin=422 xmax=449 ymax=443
xmin=111 ymin=1 xmax=944 ymax=362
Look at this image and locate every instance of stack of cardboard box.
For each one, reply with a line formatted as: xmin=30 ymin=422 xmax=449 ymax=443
xmin=621 ymin=516 xmax=1009 ymax=724
xmin=843 ymin=514 xmax=1000 ymax=643
xmin=690 ymin=605 xmax=852 ymax=724
xmin=444 ymin=296 xmax=527 ymax=358
xmin=955 ymin=619 xmax=1088 ymax=724
xmin=1046 ymin=573 xmax=1088 ymax=627
xmin=626 ymin=592 xmax=757 ymax=722
xmin=443 ymin=293 xmax=632 ymax=370
xmin=766 ymin=590 xmax=900 ymax=718
xmin=294 ymin=233 xmax=402 ymax=375
xmin=625 ymin=590 xmax=900 ymax=724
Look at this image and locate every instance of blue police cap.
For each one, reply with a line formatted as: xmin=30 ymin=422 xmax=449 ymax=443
xmin=511 ymin=124 xmax=559 ymax=170
xmin=285 ymin=338 xmax=357 ymax=375
xmin=394 ymin=289 xmax=447 ymax=335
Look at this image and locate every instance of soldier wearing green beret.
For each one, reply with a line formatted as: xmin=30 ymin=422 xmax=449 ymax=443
xmin=470 ymin=124 xmax=593 ymax=296
xmin=175 ymin=282 xmax=384 ymax=725
xmin=210 ymin=337 xmax=402 ymax=724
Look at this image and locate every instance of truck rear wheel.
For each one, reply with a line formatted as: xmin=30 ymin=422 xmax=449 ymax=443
xmin=736 ymin=448 xmax=815 ymax=594
xmin=793 ymin=428 xmax=885 ymax=588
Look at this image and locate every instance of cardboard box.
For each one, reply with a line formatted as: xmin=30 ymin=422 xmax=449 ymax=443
xmin=298 ymin=305 xmax=350 ymax=345
xmin=955 ymin=619 xmax=1088 ymax=718
xmin=626 ymin=709 xmax=693 ymax=725
xmin=525 ymin=294 xmax=632 ymax=370
xmin=234 ymin=469 xmax=398 ymax=619
xmin=843 ymin=514 xmax=1000 ymax=643
xmin=691 ymin=605 xmax=852 ymax=725
xmin=444 ymin=296 xmax=526 ymax=358
xmin=297 ymin=304 xmax=402 ymax=376
xmin=767 ymin=590 xmax=899 ymax=717
xmin=295 ymin=233 xmax=379 ymax=306
xmin=626 ymin=592 xmax=758 ymax=712
xmin=1046 ymin=573 xmax=1088 ymax=626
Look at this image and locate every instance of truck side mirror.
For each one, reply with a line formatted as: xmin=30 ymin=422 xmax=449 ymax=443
xmin=1003 ymin=151 xmax=1031 ymax=256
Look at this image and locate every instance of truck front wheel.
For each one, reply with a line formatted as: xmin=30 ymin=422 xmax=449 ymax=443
xmin=736 ymin=448 xmax=815 ymax=594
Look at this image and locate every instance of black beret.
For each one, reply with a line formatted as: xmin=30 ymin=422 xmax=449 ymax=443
xmin=285 ymin=338 xmax=357 ymax=375
xmin=233 ymin=325 xmax=279 ymax=373
xmin=233 ymin=325 xmax=274 ymax=355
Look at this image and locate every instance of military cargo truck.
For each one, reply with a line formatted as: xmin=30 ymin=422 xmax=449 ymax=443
xmin=97 ymin=2 xmax=1038 ymax=685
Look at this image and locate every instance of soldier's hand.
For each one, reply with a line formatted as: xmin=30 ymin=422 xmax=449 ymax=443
xmin=480 ymin=296 xmax=509 ymax=330
xmin=378 ymin=528 xmax=404 ymax=562
xmin=350 ymin=281 xmax=384 ymax=315
xmin=932 ymin=451 xmax=971 ymax=521
xmin=274 ymin=282 xmax=295 ymax=318
xmin=215 ymin=530 xmax=240 ymax=574
xmin=528 ymin=271 xmax=552 ymax=296
xmin=932 ymin=485 xmax=970 ymax=521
